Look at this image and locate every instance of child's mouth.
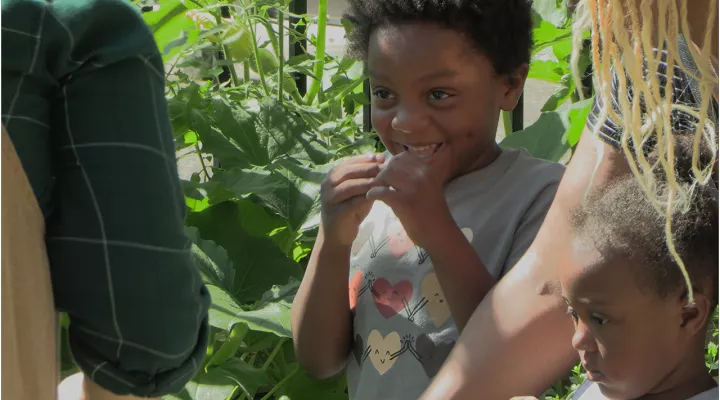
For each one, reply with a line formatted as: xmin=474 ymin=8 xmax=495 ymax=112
xmin=400 ymin=143 xmax=444 ymax=159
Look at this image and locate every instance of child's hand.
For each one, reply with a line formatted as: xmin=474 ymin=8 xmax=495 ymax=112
xmin=320 ymin=153 xmax=386 ymax=247
xmin=366 ymin=152 xmax=454 ymax=251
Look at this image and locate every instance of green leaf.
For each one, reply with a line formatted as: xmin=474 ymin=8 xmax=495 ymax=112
xmin=143 ymin=0 xmax=195 ymax=60
xmin=186 ymin=227 xmax=235 ymax=290
xmin=277 ymin=364 xmax=348 ymax=400
xmin=188 ymin=106 xmax=249 ymax=169
xmin=566 ymin=98 xmax=594 ymax=147
xmin=500 ymin=98 xmax=594 ymax=162
xmin=540 ymin=74 xmax=574 ymax=112
xmin=259 ymin=158 xmax=324 ymax=232
xmin=551 ymin=37 xmax=574 ymax=63
xmin=233 ymin=299 xmax=293 ymax=337
xmin=187 ymin=201 xmax=303 ymax=303
xmin=256 ymin=277 xmax=301 ymax=308
xmin=528 ymin=60 xmax=566 ymax=83
xmin=211 ymin=98 xmax=267 ymax=165
xmin=210 ymin=168 xmax=285 ymax=198
xmin=206 ymin=285 xmax=293 ymax=338
xmin=207 ymin=285 xmax=244 ymax=331
xmin=183 ymin=359 xmax=269 ymax=400
xmin=532 ymin=0 xmax=570 ymax=28
xmin=532 ymin=21 xmax=572 ymax=55
xmin=254 ymin=98 xmax=306 ymax=161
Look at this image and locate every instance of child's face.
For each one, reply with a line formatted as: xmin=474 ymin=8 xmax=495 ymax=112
xmin=367 ymin=23 xmax=525 ymax=183
xmin=560 ymin=241 xmax=689 ymax=400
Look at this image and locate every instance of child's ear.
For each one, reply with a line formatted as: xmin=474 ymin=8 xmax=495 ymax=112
xmin=679 ymin=289 xmax=712 ymax=336
xmin=499 ymin=63 xmax=529 ymax=112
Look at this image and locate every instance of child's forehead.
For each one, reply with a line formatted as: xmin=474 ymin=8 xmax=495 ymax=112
xmin=369 ymin=22 xmax=475 ymax=59
xmin=561 ymin=242 xmax=638 ymax=300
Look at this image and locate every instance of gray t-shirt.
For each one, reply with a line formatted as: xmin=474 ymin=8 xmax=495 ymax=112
xmin=572 ymin=381 xmax=718 ymax=400
xmin=346 ymin=148 xmax=565 ymax=400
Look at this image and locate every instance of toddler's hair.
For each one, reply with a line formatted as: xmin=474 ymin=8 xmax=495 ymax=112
xmin=343 ymin=0 xmax=533 ymax=76
xmin=571 ymin=134 xmax=718 ymax=306
xmin=571 ymin=0 xmax=718 ymax=304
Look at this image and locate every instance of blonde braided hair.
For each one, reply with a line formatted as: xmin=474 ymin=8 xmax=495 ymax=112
xmin=571 ymin=0 xmax=719 ymax=304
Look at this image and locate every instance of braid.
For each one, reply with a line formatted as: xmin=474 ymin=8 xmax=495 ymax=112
xmin=572 ymin=0 xmax=719 ymax=304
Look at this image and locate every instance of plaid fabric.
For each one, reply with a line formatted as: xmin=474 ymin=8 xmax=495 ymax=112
xmin=1 ymin=0 xmax=210 ymax=396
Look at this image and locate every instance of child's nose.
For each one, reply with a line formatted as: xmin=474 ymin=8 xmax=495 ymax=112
xmin=391 ymin=103 xmax=429 ymax=134
xmin=571 ymin=321 xmax=597 ymax=352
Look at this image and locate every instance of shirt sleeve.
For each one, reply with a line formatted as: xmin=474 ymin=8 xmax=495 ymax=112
xmin=1 ymin=0 xmax=211 ymax=396
xmin=501 ymin=168 xmax=562 ymax=275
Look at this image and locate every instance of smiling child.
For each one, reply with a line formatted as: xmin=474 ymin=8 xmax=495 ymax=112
xmin=290 ymin=1 xmax=567 ymax=399
xmin=563 ymin=136 xmax=718 ymax=400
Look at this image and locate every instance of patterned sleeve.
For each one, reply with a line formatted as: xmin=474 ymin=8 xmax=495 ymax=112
xmin=1 ymin=0 xmax=210 ymax=396
xmin=585 ymin=35 xmax=718 ymax=153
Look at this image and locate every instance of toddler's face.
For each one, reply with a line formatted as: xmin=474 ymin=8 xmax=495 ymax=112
xmin=366 ymin=22 xmax=524 ymax=184
xmin=559 ymin=240 xmax=688 ymax=400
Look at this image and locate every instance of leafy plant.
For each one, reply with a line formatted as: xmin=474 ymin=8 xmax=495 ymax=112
xmin=57 ymin=0 xmax=718 ymax=399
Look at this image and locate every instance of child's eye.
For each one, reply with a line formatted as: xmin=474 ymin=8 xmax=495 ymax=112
xmin=591 ymin=314 xmax=609 ymax=326
xmin=566 ymin=307 xmax=579 ymax=323
xmin=372 ymin=88 xmax=395 ymax=100
xmin=428 ymin=90 xmax=451 ymax=101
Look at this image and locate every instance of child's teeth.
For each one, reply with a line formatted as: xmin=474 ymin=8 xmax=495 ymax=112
xmin=406 ymin=144 xmax=438 ymax=156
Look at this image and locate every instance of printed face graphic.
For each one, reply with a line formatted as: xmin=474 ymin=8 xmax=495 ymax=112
xmin=387 ymin=221 xmax=415 ymax=257
xmin=367 ymin=330 xmax=401 ymax=375
xmin=372 ymin=278 xmax=413 ymax=318
xmin=349 ymin=271 xmax=364 ymax=310
xmin=421 ymin=272 xmax=451 ymax=328
xmin=352 ymin=221 xmax=375 ymax=256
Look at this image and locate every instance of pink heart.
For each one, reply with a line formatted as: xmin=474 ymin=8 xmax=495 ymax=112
xmin=349 ymin=271 xmax=363 ymax=310
xmin=372 ymin=278 xmax=413 ymax=318
xmin=387 ymin=225 xmax=414 ymax=257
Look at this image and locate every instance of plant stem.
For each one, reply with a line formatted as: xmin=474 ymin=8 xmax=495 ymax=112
xmin=243 ymin=62 xmax=251 ymax=81
xmin=303 ymin=0 xmax=327 ymax=104
xmin=258 ymin=365 xmax=299 ymax=400
xmin=249 ymin=13 xmax=269 ymax=95
xmin=223 ymin=44 xmax=242 ymax=87
xmin=261 ymin=339 xmax=285 ymax=371
xmin=195 ymin=143 xmax=210 ymax=181
xmin=277 ymin=9 xmax=285 ymax=103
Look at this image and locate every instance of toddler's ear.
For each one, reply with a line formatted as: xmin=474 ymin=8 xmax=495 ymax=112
xmin=679 ymin=289 xmax=712 ymax=336
xmin=499 ymin=63 xmax=529 ymax=112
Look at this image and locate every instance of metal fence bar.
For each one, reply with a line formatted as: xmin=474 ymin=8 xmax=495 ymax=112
xmin=289 ymin=0 xmax=308 ymax=96
xmin=363 ymin=62 xmax=373 ymax=133
xmin=511 ymin=93 xmax=524 ymax=132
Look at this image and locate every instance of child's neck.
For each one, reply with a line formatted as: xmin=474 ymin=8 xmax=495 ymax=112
xmin=638 ymin=348 xmax=716 ymax=400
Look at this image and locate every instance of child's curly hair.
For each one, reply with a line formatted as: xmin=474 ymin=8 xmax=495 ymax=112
xmin=571 ymin=134 xmax=718 ymax=306
xmin=343 ymin=0 xmax=533 ymax=76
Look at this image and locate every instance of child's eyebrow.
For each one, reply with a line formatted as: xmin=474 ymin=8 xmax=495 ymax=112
xmin=562 ymin=295 xmax=609 ymax=306
xmin=577 ymin=297 xmax=608 ymax=306
xmin=368 ymin=69 xmax=459 ymax=82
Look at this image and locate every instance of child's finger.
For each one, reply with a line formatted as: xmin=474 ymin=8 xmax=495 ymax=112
xmin=340 ymin=153 xmax=386 ymax=166
xmin=326 ymin=162 xmax=382 ymax=188
xmin=325 ymin=178 xmax=375 ymax=204
xmin=373 ymin=163 xmax=414 ymax=192
xmin=366 ymin=185 xmax=401 ymax=207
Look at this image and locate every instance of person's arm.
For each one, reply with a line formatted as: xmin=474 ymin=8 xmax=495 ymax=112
xmin=421 ymin=222 xmax=495 ymax=331
xmin=1 ymin=0 xmax=210 ymax=397
xmin=424 ymin=173 xmax=561 ymax=331
xmin=291 ymin=226 xmax=354 ymax=379
xmin=420 ymin=130 xmax=633 ymax=399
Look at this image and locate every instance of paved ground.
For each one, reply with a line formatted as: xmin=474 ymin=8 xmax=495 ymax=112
xmin=177 ymin=9 xmax=559 ymax=179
